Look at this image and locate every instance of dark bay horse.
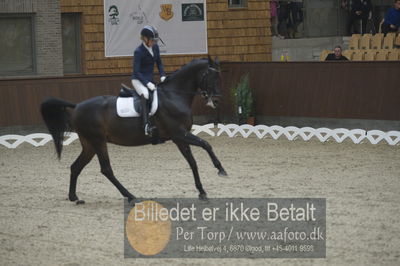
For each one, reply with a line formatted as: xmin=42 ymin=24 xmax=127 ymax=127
xmin=40 ymin=57 xmax=227 ymax=204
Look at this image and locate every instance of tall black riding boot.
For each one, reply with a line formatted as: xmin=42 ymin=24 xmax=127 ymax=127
xmin=140 ymin=95 xmax=154 ymax=136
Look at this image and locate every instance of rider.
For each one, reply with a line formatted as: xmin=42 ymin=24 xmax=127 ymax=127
xmin=131 ymin=25 xmax=166 ymax=136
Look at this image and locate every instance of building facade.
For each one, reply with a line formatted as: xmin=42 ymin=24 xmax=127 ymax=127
xmin=0 ymin=0 xmax=64 ymax=77
xmin=0 ymin=0 xmax=272 ymax=77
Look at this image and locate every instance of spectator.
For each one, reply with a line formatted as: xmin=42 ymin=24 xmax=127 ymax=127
xmin=278 ymin=1 xmax=292 ymax=38
xmin=325 ymin=46 xmax=349 ymax=61
xmin=341 ymin=0 xmax=350 ymax=11
xmin=290 ymin=0 xmax=304 ymax=26
xmin=286 ymin=0 xmax=303 ymax=38
xmin=270 ymin=1 xmax=281 ymax=37
xmin=380 ymin=0 xmax=400 ymax=35
xmin=348 ymin=0 xmax=372 ymax=34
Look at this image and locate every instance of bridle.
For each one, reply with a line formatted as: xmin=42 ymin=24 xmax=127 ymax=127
xmin=161 ymin=65 xmax=221 ymax=97
xmin=199 ymin=66 xmax=221 ymax=99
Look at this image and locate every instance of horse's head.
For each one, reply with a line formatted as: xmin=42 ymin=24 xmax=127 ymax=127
xmin=199 ymin=56 xmax=221 ymax=109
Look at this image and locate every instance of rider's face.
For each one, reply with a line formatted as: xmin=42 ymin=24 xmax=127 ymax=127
xmin=144 ymin=37 xmax=155 ymax=47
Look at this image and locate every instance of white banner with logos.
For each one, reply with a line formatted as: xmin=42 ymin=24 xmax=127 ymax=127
xmin=104 ymin=0 xmax=207 ymax=57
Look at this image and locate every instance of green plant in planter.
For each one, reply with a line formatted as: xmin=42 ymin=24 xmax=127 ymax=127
xmin=231 ymin=73 xmax=254 ymax=124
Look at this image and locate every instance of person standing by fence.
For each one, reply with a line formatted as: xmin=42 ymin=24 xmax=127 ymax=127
xmin=278 ymin=1 xmax=294 ymax=38
xmin=348 ymin=0 xmax=372 ymax=34
xmin=289 ymin=0 xmax=303 ymax=37
xmin=270 ymin=1 xmax=280 ymax=37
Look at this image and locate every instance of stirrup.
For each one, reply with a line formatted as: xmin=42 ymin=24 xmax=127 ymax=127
xmin=144 ymin=124 xmax=155 ymax=137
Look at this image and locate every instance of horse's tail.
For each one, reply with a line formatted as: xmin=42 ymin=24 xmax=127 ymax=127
xmin=40 ymin=98 xmax=76 ymax=159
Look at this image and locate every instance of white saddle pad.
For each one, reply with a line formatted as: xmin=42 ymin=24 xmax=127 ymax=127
xmin=116 ymin=91 xmax=158 ymax=117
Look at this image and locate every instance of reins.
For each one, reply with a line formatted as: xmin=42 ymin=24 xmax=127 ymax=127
xmin=121 ymin=63 xmax=220 ymax=97
xmin=160 ymin=88 xmax=203 ymax=95
xmin=160 ymin=66 xmax=220 ymax=96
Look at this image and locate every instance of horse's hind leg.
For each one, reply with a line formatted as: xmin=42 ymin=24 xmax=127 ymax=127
xmin=69 ymin=140 xmax=95 ymax=204
xmin=94 ymin=141 xmax=136 ymax=202
xmin=176 ymin=133 xmax=227 ymax=176
xmin=174 ymin=141 xmax=207 ymax=200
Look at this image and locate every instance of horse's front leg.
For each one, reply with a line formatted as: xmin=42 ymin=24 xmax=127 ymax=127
xmin=175 ymin=132 xmax=227 ymax=176
xmin=174 ymin=141 xmax=208 ymax=200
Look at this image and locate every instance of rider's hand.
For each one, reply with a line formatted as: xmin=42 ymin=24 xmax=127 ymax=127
xmin=146 ymin=82 xmax=156 ymax=91
xmin=160 ymin=76 xmax=166 ymax=82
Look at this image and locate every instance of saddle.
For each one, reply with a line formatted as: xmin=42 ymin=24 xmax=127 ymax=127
xmin=116 ymin=84 xmax=158 ymax=117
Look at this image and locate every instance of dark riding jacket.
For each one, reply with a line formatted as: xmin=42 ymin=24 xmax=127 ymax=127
xmin=132 ymin=43 xmax=165 ymax=86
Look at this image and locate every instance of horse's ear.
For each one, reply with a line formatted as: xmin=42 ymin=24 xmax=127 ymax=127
xmin=208 ymin=55 xmax=213 ymax=65
xmin=214 ymin=56 xmax=220 ymax=66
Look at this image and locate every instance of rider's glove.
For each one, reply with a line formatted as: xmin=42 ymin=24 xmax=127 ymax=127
xmin=160 ymin=76 xmax=166 ymax=82
xmin=146 ymin=82 xmax=156 ymax=91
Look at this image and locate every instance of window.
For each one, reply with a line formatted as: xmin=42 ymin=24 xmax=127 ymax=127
xmin=62 ymin=13 xmax=81 ymax=74
xmin=228 ymin=0 xmax=247 ymax=8
xmin=0 ymin=14 xmax=35 ymax=76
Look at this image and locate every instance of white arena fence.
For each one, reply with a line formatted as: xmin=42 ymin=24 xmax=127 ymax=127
xmin=1 ymin=124 xmax=399 ymax=149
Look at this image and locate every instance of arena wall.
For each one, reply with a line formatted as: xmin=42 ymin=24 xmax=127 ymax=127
xmin=220 ymin=61 xmax=400 ymax=121
xmin=1 ymin=62 xmax=399 ymax=127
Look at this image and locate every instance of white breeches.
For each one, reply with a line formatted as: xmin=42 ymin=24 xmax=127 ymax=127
xmin=131 ymin=79 xmax=149 ymax=99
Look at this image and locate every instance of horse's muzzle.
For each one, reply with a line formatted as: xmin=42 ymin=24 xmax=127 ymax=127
xmin=206 ymin=95 xmax=221 ymax=109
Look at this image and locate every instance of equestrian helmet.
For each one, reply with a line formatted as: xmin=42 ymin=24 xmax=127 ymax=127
xmin=141 ymin=26 xmax=159 ymax=41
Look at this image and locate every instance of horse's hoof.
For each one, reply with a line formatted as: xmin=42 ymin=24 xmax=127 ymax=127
xmin=218 ymin=169 xmax=228 ymax=176
xmin=76 ymin=200 xmax=85 ymax=205
xmin=128 ymin=197 xmax=137 ymax=206
xmin=69 ymin=195 xmax=78 ymax=202
xmin=199 ymin=193 xmax=208 ymax=201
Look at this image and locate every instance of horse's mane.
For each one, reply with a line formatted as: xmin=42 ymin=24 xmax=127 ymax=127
xmin=162 ymin=58 xmax=208 ymax=84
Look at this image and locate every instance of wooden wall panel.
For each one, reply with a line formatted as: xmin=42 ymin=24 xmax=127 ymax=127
xmin=219 ymin=61 xmax=400 ymax=121
xmin=0 ymin=75 xmax=130 ymax=126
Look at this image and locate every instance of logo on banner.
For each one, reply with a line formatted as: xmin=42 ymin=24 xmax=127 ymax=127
xmin=182 ymin=3 xmax=204 ymax=21
xmin=130 ymin=4 xmax=148 ymax=25
xmin=108 ymin=5 xmax=120 ymax=25
xmin=160 ymin=4 xmax=174 ymax=21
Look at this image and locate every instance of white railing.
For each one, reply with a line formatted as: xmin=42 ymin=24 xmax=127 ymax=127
xmin=215 ymin=124 xmax=400 ymax=145
xmin=1 ymin=124 xmax=399 ymax=149
xmin=0 ymin=133 xmax=79 ymax=149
